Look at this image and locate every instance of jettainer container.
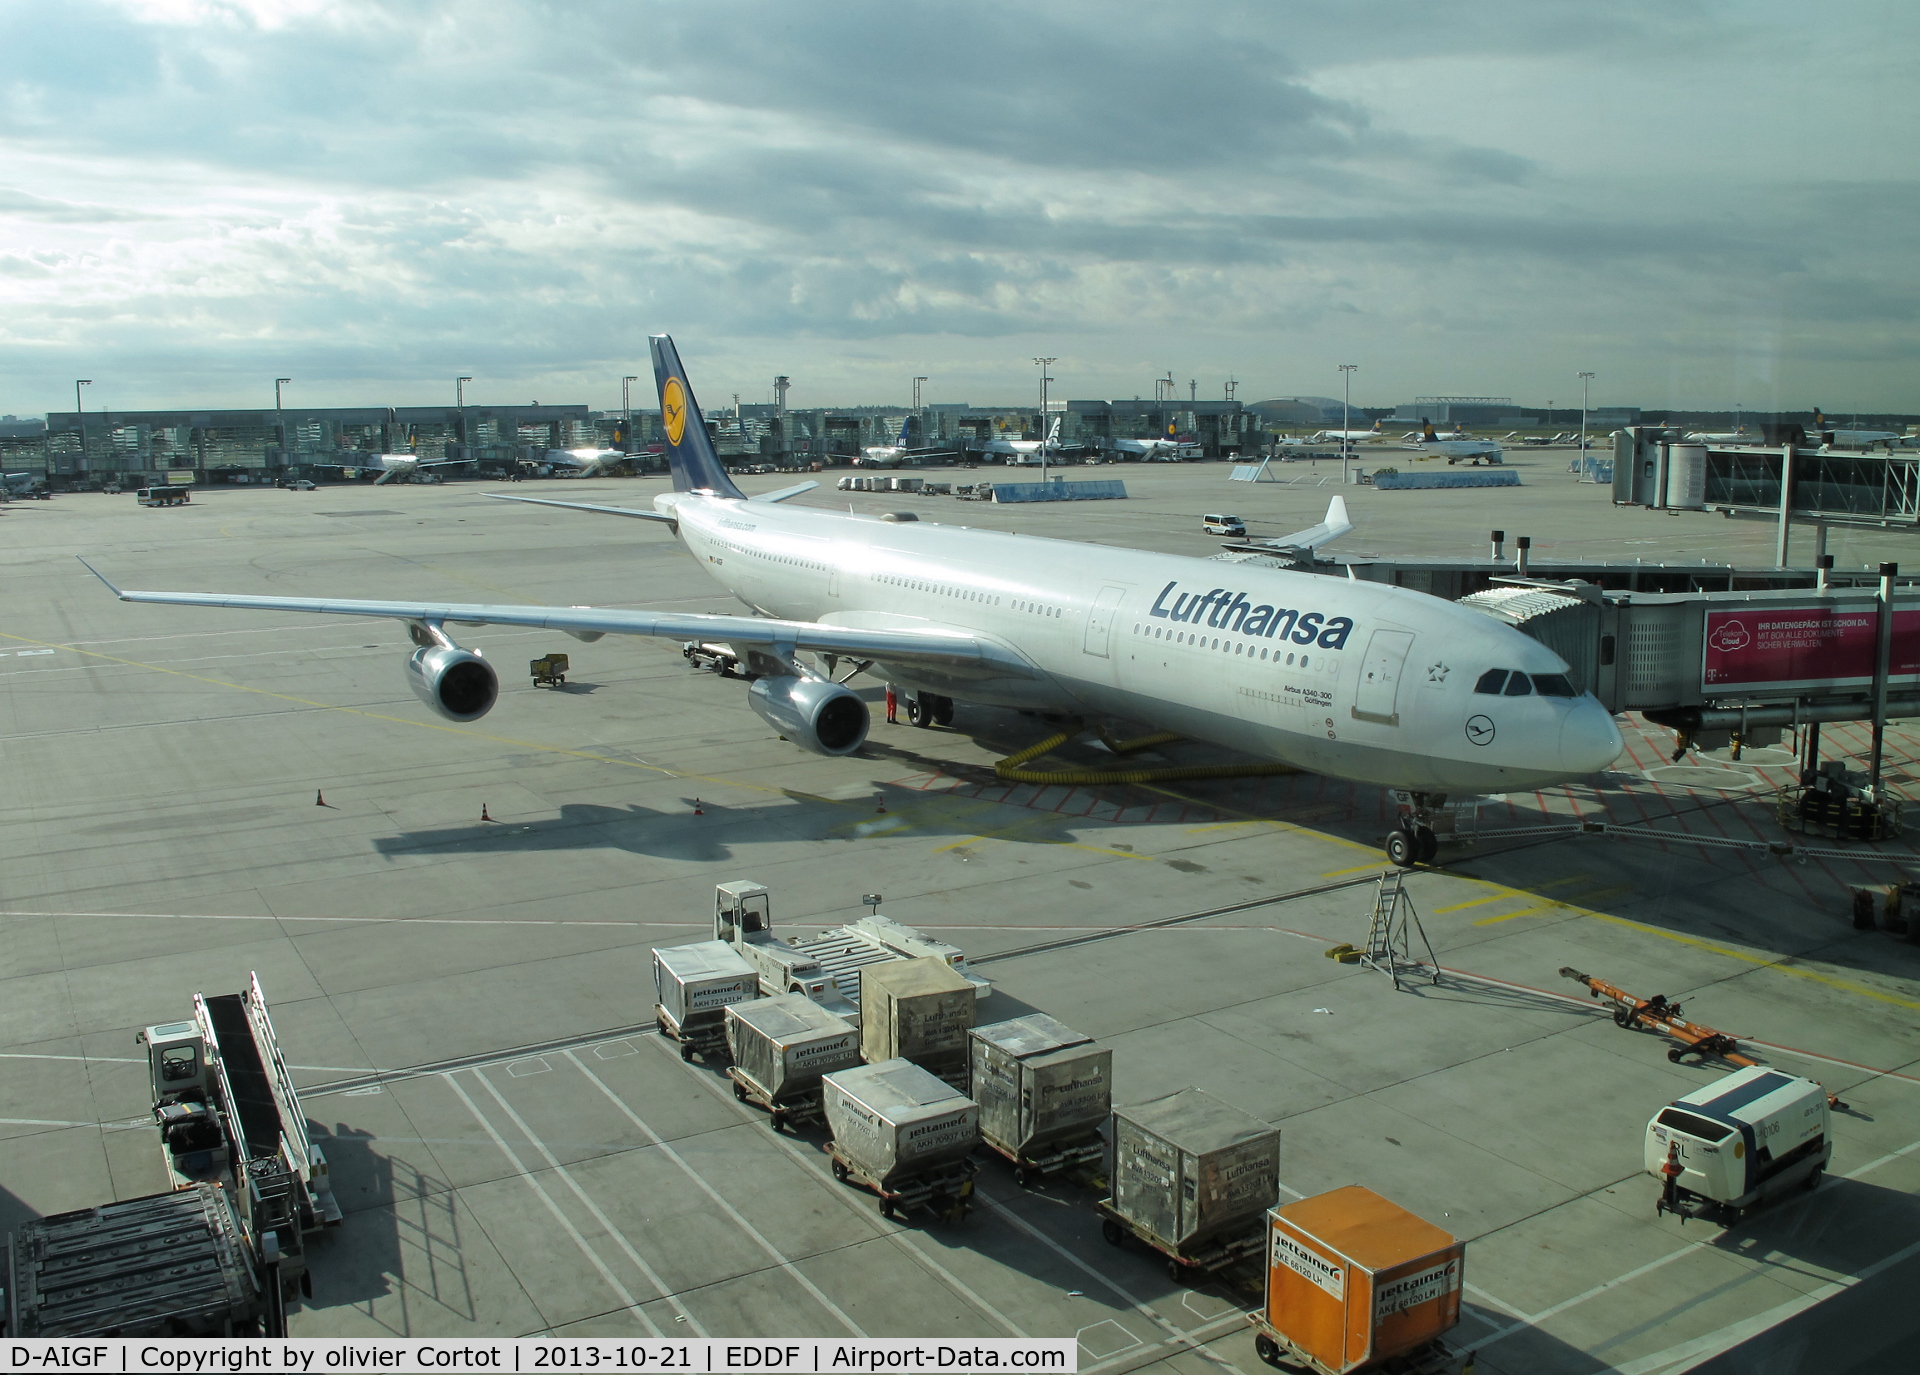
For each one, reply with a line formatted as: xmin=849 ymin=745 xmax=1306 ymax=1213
xmin=1250 ymin=1185 xmax=1464 ymax=1375
xmin=822 ymin=1058 xmax=980 ymax=1190
xmin=860 ymin=956 xmax=976 ymax=1081
xmin=1110 ymin=1088 xmax=1281 ymax=1250
xmin=653 ymin=940 xmax=759 ymax=1055
xmin=726 ymin=993 xmax=861 ymax=1104
xmin=970 ymin=1015 xmax=1111 ymax=1178
xmin=1644 ymin=1066 xmax=1830 ymax=1215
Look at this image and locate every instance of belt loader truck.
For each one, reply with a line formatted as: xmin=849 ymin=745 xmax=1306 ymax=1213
xmin=139 ymin=973 xmax=342 ymax=1322
xmin=712 ymin=880 xmax=989 ymax=1023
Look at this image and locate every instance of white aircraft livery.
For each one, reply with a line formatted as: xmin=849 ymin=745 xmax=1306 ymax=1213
xmin=83 ymin=335 xmax=1621 ymax=864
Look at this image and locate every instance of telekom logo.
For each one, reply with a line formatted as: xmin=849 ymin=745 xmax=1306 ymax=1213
xmin=1708 ymin=620 xmax=1751 ymax=652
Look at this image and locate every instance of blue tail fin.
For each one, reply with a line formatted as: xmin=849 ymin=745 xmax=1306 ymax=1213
xmin=897 ymin=415 xmax=912 ymax=447
xmin=650 ymin=335 xmax=745 ymax=497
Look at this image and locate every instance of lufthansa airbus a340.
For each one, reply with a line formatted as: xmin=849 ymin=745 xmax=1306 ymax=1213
xmin=83 ymin=336 xmax=1621 ymax=865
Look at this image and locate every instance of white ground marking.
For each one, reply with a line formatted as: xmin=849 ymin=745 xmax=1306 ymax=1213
xmin=443 ymin=1073 xmax=670 ymax=1337
xmin=641 ymin=1035 xmax=1029 ymax=1338
xmin=1606 ymin=1234 xmax=1920 ymax=1375
xmin=1477 ymin=1134 xmax=1920 ymax=1349
xmin=973 ymin=1192 xmax=1245 ymax=1372
xmin=468 ymin=1068 xmax=705 ymax=1335
xmin=559 ymin=1049 xmax=867 ymax=1337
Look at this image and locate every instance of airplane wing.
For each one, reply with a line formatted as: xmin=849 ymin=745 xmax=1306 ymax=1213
xmin=1256 ymin=496 xmax=1353 ymax=552
xmin=749 ymin=480 xmax=819 ymax=504
xmin=76 ymin=557 xmax=1039 ymax=678
xmin=484 ymin=493 xmax=676 ymax=523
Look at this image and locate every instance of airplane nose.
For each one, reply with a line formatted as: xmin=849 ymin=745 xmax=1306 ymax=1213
xmin=1560 ymin=699 xmax=1624 ymax=775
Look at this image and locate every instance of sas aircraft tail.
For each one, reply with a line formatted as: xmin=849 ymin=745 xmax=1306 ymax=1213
xmin=651 ymin=335 xmax=745 ymax=498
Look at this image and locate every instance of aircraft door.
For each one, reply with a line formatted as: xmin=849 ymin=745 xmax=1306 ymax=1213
xmin=1083 ymin=586 xmax=1127 ymax=658
xmin=1352 ymin=629 xmax=1414 ymax=726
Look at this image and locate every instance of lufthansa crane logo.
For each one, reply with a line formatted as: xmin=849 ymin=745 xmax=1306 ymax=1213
xmin=1465 ymin=715 xmax=1495 ymax=747
xmin=662 ymin=378 xmax=688 ymax=446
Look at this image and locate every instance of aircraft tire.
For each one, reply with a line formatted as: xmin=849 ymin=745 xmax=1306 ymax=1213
xmin=1416 ymin=826 xmax=1438 ymax=863
xmin=1385 ymin=829 xmax=1416 ymax=868
xmin=933 ymin=695 xmax=954 ymax=726
xmin=908 ymin=693 xmax=936 ymax=728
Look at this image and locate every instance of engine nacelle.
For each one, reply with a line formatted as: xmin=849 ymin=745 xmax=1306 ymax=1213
xmin=406 ymin=644 xmax=499 ymax=722
xmin=748 ymin=674 xmax=870 ymax=756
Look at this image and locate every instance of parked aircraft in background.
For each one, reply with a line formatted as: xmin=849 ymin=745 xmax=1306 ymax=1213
xmin=858 ymin=417 xmax=955 ymax=468
xmin=1406 ymin=420 xmax=1504 ymax=464
xmin=84 ymin=334 xmax=1619 ymax=868
xmin=542 ymin=448 xmax=631 ymax=477
xmin=1813 ymin=409 xmax=1907 ymax=447
xmin=983 ymin=417 xmax=1063 ymax=462
xmin=1105 ymin=429 xmax=1201 ymax=460
xmin=325 ymin=452 xmax=465 ymax=485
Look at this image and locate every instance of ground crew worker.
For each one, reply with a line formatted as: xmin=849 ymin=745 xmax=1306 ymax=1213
xmin=885 ymin=683 xmax=898 ymax=723
xmin=1658 ymin=1142 xmax=1684 ymax=1220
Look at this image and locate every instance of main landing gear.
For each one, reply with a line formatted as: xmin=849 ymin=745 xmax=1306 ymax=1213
xmin=905 ymin=692 xmax=955 ymax=728
xmin=1387 ymin=793 xmax=1445 ymax=868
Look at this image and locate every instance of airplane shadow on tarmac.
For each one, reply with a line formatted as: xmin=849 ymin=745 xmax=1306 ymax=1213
xmin=373 ymin=802 xmax=738 ymax=864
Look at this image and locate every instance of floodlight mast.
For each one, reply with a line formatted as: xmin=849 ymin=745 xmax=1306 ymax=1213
xmin=1339 ymin=364 xmax=1358 ymax=484
xmin=1034 ymin=356 xmax=1056 ymax=481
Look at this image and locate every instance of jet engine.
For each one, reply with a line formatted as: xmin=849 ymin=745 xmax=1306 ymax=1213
xmin=406 ymin=644 xmax=499 ymax=722
xmin=748 ymin=673 xmax=870 ymax=756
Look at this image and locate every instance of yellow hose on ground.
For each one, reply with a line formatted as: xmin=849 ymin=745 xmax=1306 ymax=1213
xmin=993 ymin=721 xmax=1300 ymax=786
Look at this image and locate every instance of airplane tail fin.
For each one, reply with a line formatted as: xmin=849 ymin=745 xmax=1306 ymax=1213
xmin=1262 ymin=496 xmax=1354 ymax=553
xmin=1813 ymin=406 xmax=1826 ymax=428
xmin=897 ymin=415 xmax=912 ymax=447
xmin=1047 ymin=417 xmax=1061 ymax=445
xmin=1421 ymin=419 xmax=1437 ymax=441
xmin=650 ymin=335 xmax=744 ymax=498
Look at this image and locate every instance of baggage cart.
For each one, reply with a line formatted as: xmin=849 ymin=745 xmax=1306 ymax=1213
xmin=1246 ymin=1315 xmax=1458 ymax=1375
xmin=861 ymin=956 xmax=976 ymax=1085
xmin=970 ymin=1015 xmax=1111 ymax=1186
xmin=653 ymin=940 xmax=759 ymax=1062
xmin=822 ymin=1059 xmax=980 ymax=1221
xmin=1109 ymin=1088 xmax=1281 ymax=1251
xmin=1249 ymin=1186 xmax=1466 ymax=1373
xmin=530 ymin=653 xmax=569 ymax=687
xmin=825 ymin=1140 xmax=977 ymax=1222
xmin=725 ymin=994 xmax=860 ymax=1131
xmin=1095 ymin=1198 xmax=1268 ymax=1284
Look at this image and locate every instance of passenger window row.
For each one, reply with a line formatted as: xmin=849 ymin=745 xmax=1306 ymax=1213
xmin=1474 ymin=669 xmax=1577 ymax=698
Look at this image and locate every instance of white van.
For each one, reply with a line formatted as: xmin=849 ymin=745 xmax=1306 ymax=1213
xmin=1201 ymin=514 xmax=1246 ymax=536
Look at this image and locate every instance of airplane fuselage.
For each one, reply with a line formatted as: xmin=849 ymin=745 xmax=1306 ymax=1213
xmin=658 ymin=490 xmax=1620 ymax=794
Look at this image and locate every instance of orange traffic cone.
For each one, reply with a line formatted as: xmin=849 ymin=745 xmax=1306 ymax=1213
xmin=480 ymin=803 xmax=492 ymax=822
xmin=876 ymin=796 xmax=887 ymax=814
xmin=694 ymin=799 xmax=704 ymax=815
xmin=315 ymin=789 xmax=326 ymax=807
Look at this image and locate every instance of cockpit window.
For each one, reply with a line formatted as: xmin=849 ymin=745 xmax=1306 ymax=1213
xmin=1503 ymin=672 xmax=1533 ymax=697
xmin=1474 ymin=669 xmax=1508 ymax=695
xmin=1531 ymin=673 xmax=1577 ymax=698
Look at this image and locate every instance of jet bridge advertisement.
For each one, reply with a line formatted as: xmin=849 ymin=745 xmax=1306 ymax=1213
xmin=1702 ymin=605 xmax=1920 ymax=692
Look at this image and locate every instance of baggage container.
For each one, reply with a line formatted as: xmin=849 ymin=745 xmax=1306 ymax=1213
xmin=726 ymin=993 xmax=861 ymax=1104
xmin=653 ymin=940 xmax=759 ymax=1056
xmin=1251 ymin=1186 xmax=1463 ymax=1375
xmin=860 ymin=956 xmax=975 ymax=1081
xmin=1110 ymin=1088 xmax=1279 ymax=1250
xmin=970 ymin=1015 xmax=1111 ymax=1179
xmin=1645 ymin=1066 xmax=1831 ymax=1215
xmin=822 ymin=1058 xmax=979 ymax=1190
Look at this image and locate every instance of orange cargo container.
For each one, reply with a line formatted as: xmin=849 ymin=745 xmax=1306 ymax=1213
xmin=1251 ymin=1185 xmax=1464 ymax=1374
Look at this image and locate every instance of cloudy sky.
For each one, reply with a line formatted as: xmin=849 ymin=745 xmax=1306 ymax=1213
xmin=1 ymin=0 xmax=1913 ymax=416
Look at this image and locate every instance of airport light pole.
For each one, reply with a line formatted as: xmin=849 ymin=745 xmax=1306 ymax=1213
xmin=1578 ymin=372 xmax=1594 ymax=481
xmin=1034 ymin=356 xmax=1056 ymax=481
xmin=621 ymin=375 xmax=636 ymax=452
xmin=74 ymin=379 xmax=91 ymax=475
xmin=274 ymin=378 xmax=290 ymax=471
xmin=457 ymin=377 xmax=472 ymax=459
xmin=1339 ymin=364 xmax=1358 ymax=484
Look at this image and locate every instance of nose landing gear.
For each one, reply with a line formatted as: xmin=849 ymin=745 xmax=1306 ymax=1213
xmin=1387 ymin=794 xmax=1445 ymax=867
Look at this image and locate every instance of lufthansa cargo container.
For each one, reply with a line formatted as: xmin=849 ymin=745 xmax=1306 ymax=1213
xmin=1644 ymin=1066 xmax=1831 ymax=1210
xmin=970 ymin=1015 xmax=1111 ymax=1159
xmin=1111 ymin=1088 xmax=1280 ymax=1250
xmin=859 ymin=956 xmax=975 ymax=1080
xmin=652 ymin=940 xmax=759 ymax=1033
xmin=822 ymin=1058 xmax=980 ymax=1189
xmin=726 ymin=993 xmax=861 ymax=1103
xmin=1254 ymin=1186 xmax=1464 ymax=1375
